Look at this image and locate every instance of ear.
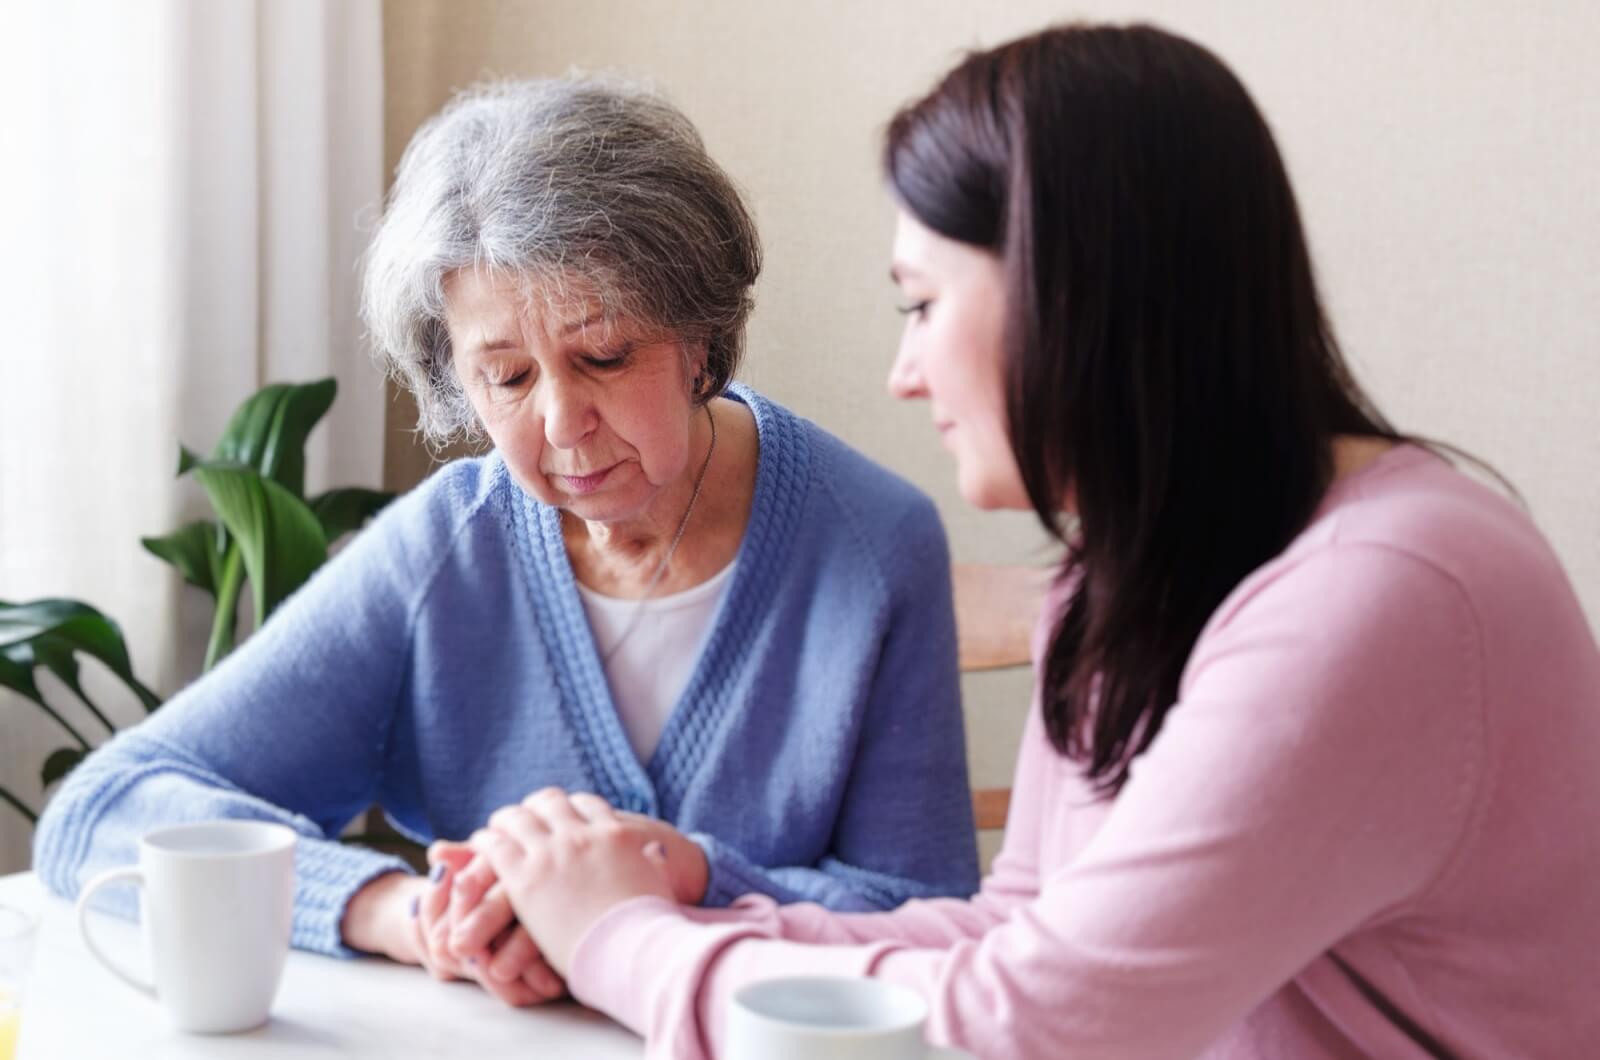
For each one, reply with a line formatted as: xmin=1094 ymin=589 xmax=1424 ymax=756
xmin=684 ymin=342 xmax=711 ymax=398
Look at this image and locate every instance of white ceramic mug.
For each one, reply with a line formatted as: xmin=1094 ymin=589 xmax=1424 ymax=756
xmin=76 ymin=820 xmax=296 ymax=1033
xmin=727 ymin=976 xmax=930 ymax=1060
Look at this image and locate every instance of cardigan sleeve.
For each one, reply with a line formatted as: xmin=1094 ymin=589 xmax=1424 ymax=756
xmin=569 ymin=544 xmax=1488 ymax=1059
xmin=32 ymin=471 xmax=475 ymax=957
xmin=690 ymin=501 xmax=980 ymax=911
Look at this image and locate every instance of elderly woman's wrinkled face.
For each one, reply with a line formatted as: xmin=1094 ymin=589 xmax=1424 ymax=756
xmin=444 ymin=268 xmax=701 ymax=524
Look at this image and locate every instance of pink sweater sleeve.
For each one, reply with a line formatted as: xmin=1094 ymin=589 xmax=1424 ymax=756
xmin=570 ymin=544 xmax=1486 ymax=1059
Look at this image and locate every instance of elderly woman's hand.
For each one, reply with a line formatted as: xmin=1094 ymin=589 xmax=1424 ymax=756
xmin=341 ymin=854 xmax=561 ymax=1007
xmin=425 ymin=841 xmax=568 ymax=1005
xmin=475 ymin=789 xmax=677 ymax=975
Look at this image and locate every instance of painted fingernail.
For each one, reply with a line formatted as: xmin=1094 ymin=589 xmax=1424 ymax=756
xmin=408 ymin=895 xmax=420 ymax=918
xmin=429 ymin=863 xmax=447 ymax=884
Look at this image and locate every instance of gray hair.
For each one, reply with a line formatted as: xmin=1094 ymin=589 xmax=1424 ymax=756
xmin=361 ymin=77 xmax=762 ymax=444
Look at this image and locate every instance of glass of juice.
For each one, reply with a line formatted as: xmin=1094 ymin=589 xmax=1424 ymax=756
xmin=0 ymin=903 xmax=38 ymax=1060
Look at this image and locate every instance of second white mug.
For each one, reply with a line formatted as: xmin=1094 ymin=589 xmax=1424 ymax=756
xmin=727 ymin=976 xmax=930 ymax=1060
xmin=76 ymin=819 xmax=296 ymax=1033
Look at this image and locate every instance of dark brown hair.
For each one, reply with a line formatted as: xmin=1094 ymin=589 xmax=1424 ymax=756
xmin=885 ymin=23 xmax=1403 ymax=793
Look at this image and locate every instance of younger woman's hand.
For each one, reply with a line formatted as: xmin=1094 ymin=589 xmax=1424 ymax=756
xmin=476 ymin=788 xmax=676 ymax=975
xmin=613 ymin=810 xmax=711 ymax=905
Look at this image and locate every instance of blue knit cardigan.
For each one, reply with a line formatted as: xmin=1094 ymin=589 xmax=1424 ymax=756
xmin=34 ymin=387 xmax=979 ymax=956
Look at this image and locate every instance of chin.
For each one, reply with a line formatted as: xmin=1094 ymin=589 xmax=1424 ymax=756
xmin=950 ymin=451 xmax=1030 ymax=510
xmin=957 ymin=473 xmax=1023 ymax=511
xmin=559 ymin=492 xmax=648 ymax=524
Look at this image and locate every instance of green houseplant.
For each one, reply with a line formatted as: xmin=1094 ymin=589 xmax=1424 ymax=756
xmin=0 ymin=378 xmax=393 ymax=822
xmin=0 ymin=600 xmax=159 ymax=822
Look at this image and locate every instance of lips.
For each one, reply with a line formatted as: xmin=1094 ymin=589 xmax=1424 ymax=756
xmin=552 ymin=464 xmax=616 ymax=495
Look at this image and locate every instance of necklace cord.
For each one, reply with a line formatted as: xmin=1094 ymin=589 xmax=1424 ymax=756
xmin=598 ymin=403 xmax=718 ymax=662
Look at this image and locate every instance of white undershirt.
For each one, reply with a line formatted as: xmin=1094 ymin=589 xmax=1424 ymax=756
xmin=575 ymin=560 xmax=737 ymax=763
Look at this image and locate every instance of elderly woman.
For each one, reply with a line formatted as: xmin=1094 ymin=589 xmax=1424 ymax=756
xmin=34 ymin=78 xmax=978 ymax=1007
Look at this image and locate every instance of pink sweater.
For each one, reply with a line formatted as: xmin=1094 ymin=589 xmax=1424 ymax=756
xmin=570 ymin=446 xmax=1600 ymax=1059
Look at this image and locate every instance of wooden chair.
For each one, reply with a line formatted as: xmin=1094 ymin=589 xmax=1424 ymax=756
xmin=953 ymin=563 xmax=1051 ymax=833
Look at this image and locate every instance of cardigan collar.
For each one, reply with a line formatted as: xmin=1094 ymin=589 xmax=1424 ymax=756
xmin=509 ymin=385 xmax=813 ymax=818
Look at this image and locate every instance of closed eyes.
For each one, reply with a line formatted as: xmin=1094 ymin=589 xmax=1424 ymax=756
xmin=485 ymin=367 xmax=531 ymax=389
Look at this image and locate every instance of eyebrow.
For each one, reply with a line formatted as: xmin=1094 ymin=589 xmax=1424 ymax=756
xmin=467 ymin=336 xmax=519 ymax=357
xmin=888 ymin=263 xmax=923 ymax=284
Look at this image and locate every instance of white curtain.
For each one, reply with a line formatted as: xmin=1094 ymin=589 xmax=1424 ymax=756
xmin=0 ymin=0 xmax=386 ymax=872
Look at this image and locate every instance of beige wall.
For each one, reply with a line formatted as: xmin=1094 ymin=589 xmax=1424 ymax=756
xmin=381 ymin=0 xmax=1600 ymax=844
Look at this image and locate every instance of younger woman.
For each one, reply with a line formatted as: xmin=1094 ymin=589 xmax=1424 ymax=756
xmin=462 ymin=24 xmax=1600 ymax=1058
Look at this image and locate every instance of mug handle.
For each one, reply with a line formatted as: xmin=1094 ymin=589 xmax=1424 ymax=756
xmin=76 ymin=866 xmax=156 ymax=1000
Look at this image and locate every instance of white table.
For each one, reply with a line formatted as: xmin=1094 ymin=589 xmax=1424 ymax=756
xmin=0 ymin=872 xmax=643 ymax=1058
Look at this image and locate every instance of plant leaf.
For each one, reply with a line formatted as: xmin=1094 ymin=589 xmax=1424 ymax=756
xmin=0 ymin=785 xmax=36 ymax=824
xmin=28 ymin=633 xmax=79 ymax=688
xmin=0 ymin=598 xmax=84 ymax=650
xmin=191 ymin=463 xmax=328 ymax=627
xmin=40 ymin=747 xmax=86 ymax=788
xmin=309 ymin=488 xmax=395 ymax=544
xmin=0 ymin=647 xmax=43 ymax=702
xmin=1 ymin=642 xmax=91 ymax=749
xmin=28 ymin=634 xmax=119 ymax=736
xmin=141 ymin=520 xmax=227 ymax=597
xmin=211 ymin=379 xmax=337 ymax=498
xmin=204 ymin=545 xmax=244 ymax=672
xmin=0 ymin=599 xmax=127 ymax=662
xmin=0 ymin=599 xmax=161 ymax=713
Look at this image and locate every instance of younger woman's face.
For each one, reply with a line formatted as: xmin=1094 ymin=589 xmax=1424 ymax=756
xmin=887 ymin=209 xmax=1030 ymax=510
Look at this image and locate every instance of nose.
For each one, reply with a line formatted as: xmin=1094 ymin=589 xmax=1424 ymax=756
xmin=538 ymin=374 xmax=597 ymax=449
xmin=887 ymin=339 xmax=928 ymax=400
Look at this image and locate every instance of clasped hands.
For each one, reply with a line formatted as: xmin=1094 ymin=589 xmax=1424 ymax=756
xmin=349 ymin=788 xmax=705 ymax=1007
